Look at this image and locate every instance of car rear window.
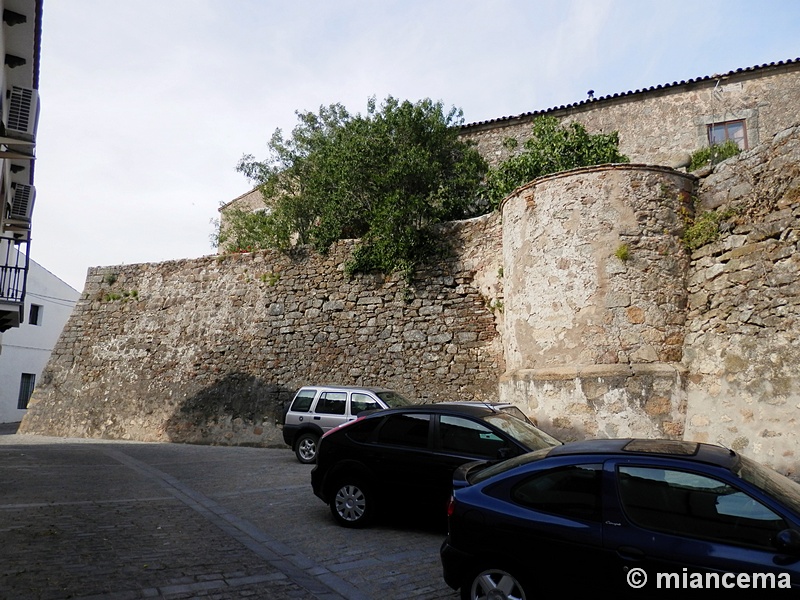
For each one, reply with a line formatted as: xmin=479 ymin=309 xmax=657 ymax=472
xmin=375 ymin=390 xmax=414 ymax=407
xmin=290 ymin=390 xmax=316 ymax=413
xmin=376 ymin=413 xmax=430 ymax=448
xmin=316 ymin=392 xmax=347 ymax=415
xmin=483 ymin=413 xmax=561 ymax=450
xmin=345 ymin=417 xmax=382 ymax=442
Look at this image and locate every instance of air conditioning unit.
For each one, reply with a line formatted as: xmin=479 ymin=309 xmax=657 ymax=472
xmin=9 ymin=181 xmax=34 ymax=221
xmin=6 ymin=86 xmax=39 ymax=141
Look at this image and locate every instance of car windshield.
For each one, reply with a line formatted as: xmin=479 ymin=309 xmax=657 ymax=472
xmin=736 ymin=455 xmax=800 ymax=514
xmin=375 ymin=390 xmax=414 ymax=408
xmin=483 ymin=413 xmax=561 ymax=451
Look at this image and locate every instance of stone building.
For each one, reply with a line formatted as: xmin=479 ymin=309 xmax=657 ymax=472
xmin=462 ymin=57 xmax=800 ymax=169
xmin=216 ymin=187 xmax=265 ymax=245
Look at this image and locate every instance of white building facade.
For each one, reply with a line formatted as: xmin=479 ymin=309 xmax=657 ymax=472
xmin=0 ymin=0 xmax=42 ymax=333
xmin=0 ymin=256 xmax=78 ymax=423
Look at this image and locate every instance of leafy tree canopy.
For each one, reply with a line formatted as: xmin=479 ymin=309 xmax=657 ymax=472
xmin=484 ymin=116 xmax=629 ymax=208
xmin=229 ymin=96 xmax=488 ymax=278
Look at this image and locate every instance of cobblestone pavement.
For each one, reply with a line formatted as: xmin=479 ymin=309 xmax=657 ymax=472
xmin=0 ymin=426 xmax=460 ymax=600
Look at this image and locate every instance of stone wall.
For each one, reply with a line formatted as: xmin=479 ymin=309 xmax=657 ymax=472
xmin=19 ymin=122 xmax=800 ymax=475
xmin=683 ymin=124 xmax=800 ymax=476
xmin=19 ymin=214 xmax=504 ymax=445
xmin=502 ymin=165 xmax=694 ymax=369
xmin=462 ymin=62 xmax=800 ymax=169
xmin=499 ymin=165 xmax=694 ymax=443
xmin=494 ymin=126 xmax=800 ymax=474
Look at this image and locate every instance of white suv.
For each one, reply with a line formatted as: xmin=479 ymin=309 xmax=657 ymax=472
xmin=282 ymin=385 xmax=413 ymax=463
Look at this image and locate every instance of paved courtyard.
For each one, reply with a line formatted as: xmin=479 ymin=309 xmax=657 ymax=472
xmin=0 ymin=425 xmax=459 ymax=600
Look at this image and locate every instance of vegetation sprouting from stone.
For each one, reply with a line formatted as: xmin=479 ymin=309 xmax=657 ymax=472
xmin=683 ymin=207 xmax=738 ymax=251
xmin=483 ymin=116 xmax=629 ymax=209
xmin=688 ymin=140 xmax=741 ymax=171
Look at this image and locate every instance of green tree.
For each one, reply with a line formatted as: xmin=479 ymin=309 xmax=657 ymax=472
xmin=484 ymin=116 xmax=629 ymax=208
xmin=232 ymin=96 xmax=488 ymax=278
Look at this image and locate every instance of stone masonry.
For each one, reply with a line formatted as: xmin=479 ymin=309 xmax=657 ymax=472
xmin=19 ymin=121 xmax=800 ymax=475
xmin=499 ymin=165 xmax=694 ymax=443
xmin=20 ymin=216 xmax=504 ymax=447
xmin=683 ymin=124 xmax=800 ymax=476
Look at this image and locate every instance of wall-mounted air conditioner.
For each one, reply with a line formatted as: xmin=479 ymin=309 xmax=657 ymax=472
xmin=9 ymin=181 xmax=34 ymax=221
xmin=6 ymin=86 xmax=39 ymax=141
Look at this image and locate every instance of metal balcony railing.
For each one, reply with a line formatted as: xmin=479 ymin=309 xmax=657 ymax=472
xmin=0 ymin=234 xmax=29 ymax=331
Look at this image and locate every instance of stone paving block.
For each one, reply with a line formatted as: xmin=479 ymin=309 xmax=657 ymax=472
xmin=0 ymin=435 xmax=460 ymax=600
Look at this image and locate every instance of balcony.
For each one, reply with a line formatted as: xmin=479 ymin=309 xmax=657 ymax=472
xmin=0 ymin=234 xmax=29 ymax=332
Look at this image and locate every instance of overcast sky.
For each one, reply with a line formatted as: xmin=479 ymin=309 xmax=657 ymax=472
xmin=31 ymin=0 xmax=800 ymax=291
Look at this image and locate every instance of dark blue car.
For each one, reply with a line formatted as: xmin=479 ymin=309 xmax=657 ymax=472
xmin=441 ymin=439 xmax=800 ymax=598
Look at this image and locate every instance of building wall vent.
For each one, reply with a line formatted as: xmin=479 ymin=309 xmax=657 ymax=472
xmin=6 ymin=86 xmax=39 ymax=141
xmin=9 ymin=182 xmax=34 ymax=221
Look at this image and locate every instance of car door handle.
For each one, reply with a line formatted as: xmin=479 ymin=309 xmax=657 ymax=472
xmin=313 ymin=416 xmax=321 ymax=420
xmin=617 ymin=546 xmax=645 ymax=561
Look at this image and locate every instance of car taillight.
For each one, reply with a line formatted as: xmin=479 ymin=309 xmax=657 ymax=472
xmin=446 ymin=495 xmax=456 ymax=518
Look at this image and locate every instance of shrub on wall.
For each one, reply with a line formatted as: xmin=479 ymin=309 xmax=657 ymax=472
xmin=229 ymin=96 xmax=488 ymax=280
xmin=220 ymin=110 xmax=630 ymax=277
xmin=483 ymin=116 xmax=629 ymax=208
xmin=688 ymin=140 xmax=741 ymax=171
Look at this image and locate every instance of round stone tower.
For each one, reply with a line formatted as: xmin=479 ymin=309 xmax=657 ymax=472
xmin=499 ymin=164 xmax=696 ymax=440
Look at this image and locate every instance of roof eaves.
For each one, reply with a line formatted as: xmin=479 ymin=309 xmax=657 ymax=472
xmin=33 ymin=0 xmax=43 ymax=89
xmin=461 ymin=57 xmax=800 ymax=131
xmin=218 ymin=186 xmax=262 ymax=212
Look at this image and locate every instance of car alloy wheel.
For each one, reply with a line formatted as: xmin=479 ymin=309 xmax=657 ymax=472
xmin=464 ymin=568 xmax=527 ymax=600
xmin=331 ymin=479 xmax=373 ymax=528
xmin=295 ymin=433 xmax=318 ymax=464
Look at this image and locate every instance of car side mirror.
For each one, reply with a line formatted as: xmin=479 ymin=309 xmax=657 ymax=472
xmin=775 ymin=529 xmax=800 ymax=553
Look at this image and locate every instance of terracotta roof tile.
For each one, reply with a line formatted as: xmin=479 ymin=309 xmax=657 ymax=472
xmin=461 ymin=57 xmax=800 ymax=130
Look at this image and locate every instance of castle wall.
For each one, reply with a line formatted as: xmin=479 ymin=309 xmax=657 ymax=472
xmin=499 ymin=165 xmax=695 ymax=442
xmin=683 ymin=124 xmax=800 ymax=476
xmin=502 ymin=165 xmax=694 ymax=369
xmin=19 ymin=215 xmax=504 ymax=445
xmin=19 ymin=124 xmax=800 ymax=475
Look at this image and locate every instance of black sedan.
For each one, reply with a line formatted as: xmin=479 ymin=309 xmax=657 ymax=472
xmin=441 ymin=438 xmax=800 ymax=598
xmin=310 ymin=403 xmax=561 ymax=528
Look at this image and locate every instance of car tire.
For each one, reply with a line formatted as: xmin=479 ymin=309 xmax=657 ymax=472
xmin=294 ymin=433 xmax=319 ymax=464
xmin=329 ymin=478 xmax=374 ymax=528
xmin=461 ymin=568 xmax=528 ymax=600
